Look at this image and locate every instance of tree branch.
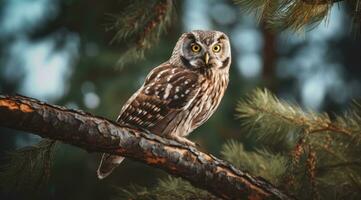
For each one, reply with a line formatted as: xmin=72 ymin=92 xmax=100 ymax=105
xmin=0 ymin=94 xmax=293 ymax=200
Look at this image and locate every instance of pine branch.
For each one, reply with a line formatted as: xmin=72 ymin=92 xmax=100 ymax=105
xmin=236 ymin=88 xmax=361 ymax=144
xmin=236 ymin=88 xmax=361 ymax=199
xmin=0 ymin=94 xmax=293 ymax=200
xmin=233 ymin=0 xmax=358 ymax=33
xmin=221 ymin=140 xmax=287 ymax=185
xmin=273 ymin=0 xmax=331 ymax=32
xmin=107 ymin=0 xmax=173 ymax=66
xmin=233 ymin=0 xmax=278 ymax=23
xmin=0 ymin=139 xmax=57 ymax=193
xmin=114 ymin=176 xmax=219 ymax=200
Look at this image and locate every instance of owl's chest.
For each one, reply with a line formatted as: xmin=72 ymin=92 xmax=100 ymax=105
xmin=178 ymin=72 xmax=228 ymax=136
xmin=196 ymin=76 xmax=227 ymax=118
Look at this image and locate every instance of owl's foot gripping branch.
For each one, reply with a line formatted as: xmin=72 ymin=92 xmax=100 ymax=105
xmin=0 ymin=94 xmax=293 ymax=200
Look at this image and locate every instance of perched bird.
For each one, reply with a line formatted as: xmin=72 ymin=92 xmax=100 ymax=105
xmin=97 ymin=30 xmax=231 ymax=179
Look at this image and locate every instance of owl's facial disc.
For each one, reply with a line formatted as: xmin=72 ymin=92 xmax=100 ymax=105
xmin=204 ymin=42 xmax=226 ymax=69
xmin=177 ymin=30 xmax=231 ymax=71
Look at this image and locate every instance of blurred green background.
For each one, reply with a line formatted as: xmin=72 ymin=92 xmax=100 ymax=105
xmin=0 ymin=0 xmax=360 ymax=199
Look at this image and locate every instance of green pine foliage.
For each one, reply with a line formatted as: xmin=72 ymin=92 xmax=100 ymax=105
xmin=113 ymin=176 xmax=218 ymax=200
xmin=236 ymin=88 xmax=361 ymax=145
xmin=221 ymin=140 xmax=287 ymax=185
xmin=233 ymin=0 xmax=361 ymax=33
xmin=0 ymin=140 xmax=57 ymax=193
xmin=236 ymin=88 xmax=361 ymax=199
xmin=107 ymin=0 xmax=173 ymax=66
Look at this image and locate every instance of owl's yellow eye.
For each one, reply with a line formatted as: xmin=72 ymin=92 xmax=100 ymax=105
xmin=191 ymin=44 xmax=201 ymax=53
xmin=212 ymin=44 xmax=221 ymax=53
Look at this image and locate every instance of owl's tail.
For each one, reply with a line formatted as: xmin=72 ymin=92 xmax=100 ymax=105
xmin=97 ymin=153 xmax=125 ymax=179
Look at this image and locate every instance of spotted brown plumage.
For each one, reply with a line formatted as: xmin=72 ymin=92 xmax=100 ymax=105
xmin=97 ymin=30 xmax=231 ymax=179
xmin=116 ymin=63 xmax=201 ymax=137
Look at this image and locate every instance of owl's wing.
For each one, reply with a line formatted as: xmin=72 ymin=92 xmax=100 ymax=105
xmin=116 ymin=63 xmax=200 ymax=136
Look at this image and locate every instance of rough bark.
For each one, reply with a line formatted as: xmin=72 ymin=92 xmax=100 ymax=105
xmin=0 ymin=94 xmax=293 ymax=200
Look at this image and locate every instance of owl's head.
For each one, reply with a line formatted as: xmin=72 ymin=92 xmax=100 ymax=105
xmin=170 ymin=30 xmax=231 ymax=71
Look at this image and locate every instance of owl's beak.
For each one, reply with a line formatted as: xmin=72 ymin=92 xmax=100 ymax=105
xmin=204 ymin=53 xmax=210 ymax=65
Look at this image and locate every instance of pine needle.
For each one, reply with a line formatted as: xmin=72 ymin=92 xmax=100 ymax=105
xmin=221 ymin=140 xmax=287 ymax=185
xmin=113 ymin=176 xmax=218 ymax=200
xmin=233 ymin=0 xmax=352 ymax=33
xmin=0 ymin=139 xmax=57 ymax=193
xmin=233 ymin=0 xmax=279 ymax=23
xmin=107 ymin=0 xmax=173 ymax=67
xmin=236 ymin=88 xmax=323 ymax=144
xmin=237 ymin=88 xmax=361 ymax=199
xmin=236 ymin=88 xmax=361 ymax=144
xmin=272 ymin=0 xmax=331 ymax=32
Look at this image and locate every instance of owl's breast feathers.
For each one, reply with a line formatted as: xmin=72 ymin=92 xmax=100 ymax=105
xmin=116 ymin=62 xmax=228 ymax=137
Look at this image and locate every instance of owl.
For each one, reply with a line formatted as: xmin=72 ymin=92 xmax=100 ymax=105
xmin=97 ymin=30 xmax=231 ymax=179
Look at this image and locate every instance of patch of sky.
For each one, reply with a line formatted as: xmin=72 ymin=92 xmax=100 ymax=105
xmin=0 ymin=0 xmax=58 ymax=37
xmin=7 ymin=34 xmax=80 ymax=102
xmin=183 ymin=0 xmax=212 ymax=31
xmin=277 ymin=3 xmax=351 ymax=110
xmin=232 ymin=25 xmax=263 ymax=79
xmin=232 ymin=28 xmax=263 ymax=53
xmin=0 ymin=0 xmax=80 ymax=102
xmin=237 ymin=53 xmax=262 ymax=78
xmin=81 ymin=81 xmax=100 ymax=109
xmin=210 ymin=3 xmax=236 ymax=26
